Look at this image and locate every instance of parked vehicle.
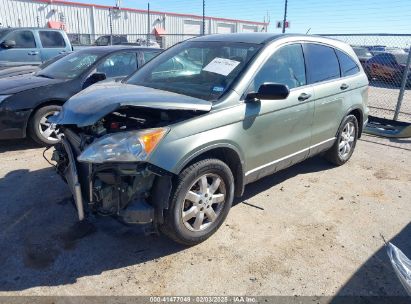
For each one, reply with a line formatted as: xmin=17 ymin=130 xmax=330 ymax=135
xmin=50 ymin=33 xmax=369 ymax=245
xmin=364 ymin=52 xmax=411 ymax=85
xmin=0 ymin=51 xmax=70 ymax=79
xmin=0 ymin=28 xmax=72 ymax=69
xmin=94 ymin=35 xmax=128 ymax=46
xmin=352 ymin=47 xmax=373 ymax=66
xmin=0 ymin=46 xmax=161 ymax=144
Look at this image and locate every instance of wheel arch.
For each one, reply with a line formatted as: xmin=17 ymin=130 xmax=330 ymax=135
xmin=346 ymin=107 xmax=364 ymax=138
xmin=26 ymin=99 xmax=65 ymax=133
xmin=177 ymin=145 xmax=246 ymax=198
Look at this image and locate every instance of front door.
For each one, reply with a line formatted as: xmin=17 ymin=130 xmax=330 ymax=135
xmin=0 ymin=30 xmax=41 ymax=66
xmin=243 ymin=43 xmax=314 ymax=182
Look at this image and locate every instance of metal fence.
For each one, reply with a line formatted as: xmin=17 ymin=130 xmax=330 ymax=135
xmin=68 ymin=33 xmax=200 ymax=49
xmin=321 ymin=34 xmax=411 ymax=123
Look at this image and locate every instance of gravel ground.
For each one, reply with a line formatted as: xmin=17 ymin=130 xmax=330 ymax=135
xmin=0 ymin=135 xmax=410 ymax=297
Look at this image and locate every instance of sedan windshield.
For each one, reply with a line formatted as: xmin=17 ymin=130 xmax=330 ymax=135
xmin=36 ymin=51 xmax=100 ymax=79
xmin=126 ymin=41 xmax=262 ymax=101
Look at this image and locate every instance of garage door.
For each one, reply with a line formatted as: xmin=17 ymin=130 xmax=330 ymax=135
xmin=184 ymin=20 xmax=202 ymax=35
xmin=242 ymin=25 xmax=258 ymax=32
xmin=217 ymin=23 xmax=235 ymax=34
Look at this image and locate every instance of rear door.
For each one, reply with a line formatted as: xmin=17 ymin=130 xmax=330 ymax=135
xmin=303 ymin=43 xmax=344 ymax=150
xmin=38 ymin=30 xmax=70 ymax=62
xmin=0 ymin=29 xmax=41 ymax=66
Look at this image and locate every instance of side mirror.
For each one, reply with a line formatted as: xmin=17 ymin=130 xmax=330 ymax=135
xmin=246 ymin=83 xmax=290 ymax=101
xmin=1 ymin=40 xmax=16 ymax=49
xmin=83 ymin=72 xmax=106 ymax=88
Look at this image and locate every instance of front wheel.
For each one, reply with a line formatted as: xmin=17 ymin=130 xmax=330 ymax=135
xmin=28 ymin=105 xmax=62 ymax=145
xmin=324 ymin=115 xmax=359 ymax=166
xmin=161 ymin=159 xmax=234 ymax=246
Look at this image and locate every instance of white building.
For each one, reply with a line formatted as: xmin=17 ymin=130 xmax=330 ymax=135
xmin=0 ymin=0 xmax=269 ymax=47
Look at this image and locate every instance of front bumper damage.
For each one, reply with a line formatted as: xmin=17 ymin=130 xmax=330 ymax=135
xmin=52 ymin=130 xmax=173 ymax=228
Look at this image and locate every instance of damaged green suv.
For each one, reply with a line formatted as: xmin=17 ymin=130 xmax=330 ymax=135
xmin=50 ymin=33 xmax=369 ymax=245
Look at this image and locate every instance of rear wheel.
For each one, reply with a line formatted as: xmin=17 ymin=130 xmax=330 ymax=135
xmin=160 ymin=159 xmax=234 ymax=246
xmin=28 ymin=105 xmax=62 ymax=145
xmin=324 ymin=115 xmax=358 ymax=166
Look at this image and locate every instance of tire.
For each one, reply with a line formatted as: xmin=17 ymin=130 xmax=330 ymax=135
xmin=28 ymin=105 xmax=62 ymax=146
xmin=324 ymin=115 xmax=359 ymax=166
xmin=160 ymin=158 xmax=234 ymax=246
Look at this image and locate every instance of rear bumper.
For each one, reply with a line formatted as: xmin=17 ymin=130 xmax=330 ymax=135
xmin=0 ymin=108 xmax=32 ymax=140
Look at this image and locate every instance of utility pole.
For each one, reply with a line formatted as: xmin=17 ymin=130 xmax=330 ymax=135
xmin=202 ymin=0 xmax=205 ymax=35
xmin=282 ymin=0 xmax=288 ymax=33
xmin=147 ymin=2 xmax=150 ymax=46
xmin=109 ymin=8 xmax=113 ymax=45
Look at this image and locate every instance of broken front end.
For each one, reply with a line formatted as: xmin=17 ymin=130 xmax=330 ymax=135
xmin=51 ymin=107 xmax=196 ymax=228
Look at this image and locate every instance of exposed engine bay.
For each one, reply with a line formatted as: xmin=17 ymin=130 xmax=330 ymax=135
xmin=51 ymin=107 xmax=197 ymax=227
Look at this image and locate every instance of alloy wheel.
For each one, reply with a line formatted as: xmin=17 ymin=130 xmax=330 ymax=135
xmin=338 ymin=121 xmax=355 ymax=159
xmin=38 ymin=111 xmax=61 ymax=143
xmin=181 ymin=173 xmax=226 ymax=232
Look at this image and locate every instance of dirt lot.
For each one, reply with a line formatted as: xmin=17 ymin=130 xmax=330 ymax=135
xmin=0 ymin=135 xmax=410 ymax=297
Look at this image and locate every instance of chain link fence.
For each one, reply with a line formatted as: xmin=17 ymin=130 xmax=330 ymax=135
xmin=321 ymin=34 xmax=411 ymax=123
xmin=67 ymin=33 xmax=200 ymax=49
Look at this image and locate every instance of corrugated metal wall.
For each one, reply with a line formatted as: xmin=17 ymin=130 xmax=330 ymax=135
xmin=0 ymin=0 xmax=266 ymax=47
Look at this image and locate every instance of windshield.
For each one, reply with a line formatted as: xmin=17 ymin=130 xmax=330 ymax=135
xmin=36 ymin=51 xmax=100 ymax=79
xmin=126 ymin=41 xmax=262 ymax=101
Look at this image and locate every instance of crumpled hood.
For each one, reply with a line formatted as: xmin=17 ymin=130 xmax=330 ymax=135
xmin=51 ymin=81 xmax=212 ymax=127
xmin=0 ymin=74 xmax=64 ymax=94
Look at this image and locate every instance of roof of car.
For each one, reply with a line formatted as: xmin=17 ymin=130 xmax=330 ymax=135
xmin=191 ymin=33 xmax=346 ymax=46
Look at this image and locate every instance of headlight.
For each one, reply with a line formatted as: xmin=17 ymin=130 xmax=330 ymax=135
xmin=77 ymin=128 xmax=168 ymax=163
xmin=0 ymin=95 xmax=11 ymax=105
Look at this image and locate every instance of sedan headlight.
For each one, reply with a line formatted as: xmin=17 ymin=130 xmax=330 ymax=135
xmin=0 ymin=95 xmax=11 ymax=105
xmin=77 ymin=128 xmax=168 ymax=163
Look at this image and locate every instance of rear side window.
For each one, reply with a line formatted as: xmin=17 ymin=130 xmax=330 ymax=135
xmin=6 ymin=30 xmax=36 ymax=48
xmin=304 ymin=44 xmax=340 ymax=83
xmin=39 ymin=31 xmax=66 ymax=48
xmin=336 ymin=50 xmax=360 ymax=77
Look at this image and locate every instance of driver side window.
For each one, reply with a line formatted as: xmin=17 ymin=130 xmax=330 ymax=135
xmin=250 ymin=44 xmax=306 ymax=92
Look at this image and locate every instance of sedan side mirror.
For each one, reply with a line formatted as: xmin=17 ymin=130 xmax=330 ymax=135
xmin=83 ymin=72 xmax=107 ymax=88
xmin=1 ymin=40 xmax=16 ymax=49
xmin=246 ymin=83 xmax=290 ymax=101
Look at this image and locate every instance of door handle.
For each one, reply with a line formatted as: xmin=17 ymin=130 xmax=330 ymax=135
xmin=340 ymin=83 xmax=349 ymax=90
xmin=298 ymin=93 xmax=311 ymax=101
xmin=59 ymin=51 xmax=67 ymax=54
xmin=28 ymin=51 xmax=39 ymax=55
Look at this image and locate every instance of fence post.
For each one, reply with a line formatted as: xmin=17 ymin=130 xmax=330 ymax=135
xmin=147 ymin=2 xmax=150 ymax=46
xmin=394 ymin=46 xmax=411 ymax=121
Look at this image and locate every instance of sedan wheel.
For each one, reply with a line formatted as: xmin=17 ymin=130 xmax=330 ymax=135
xmin=28 ymin=105 xmax=62 ymax=145
xmin=38 ymin=110 xmax=61 ymax=143
xmin=182 ymin=173 xmax=226 ymax=232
